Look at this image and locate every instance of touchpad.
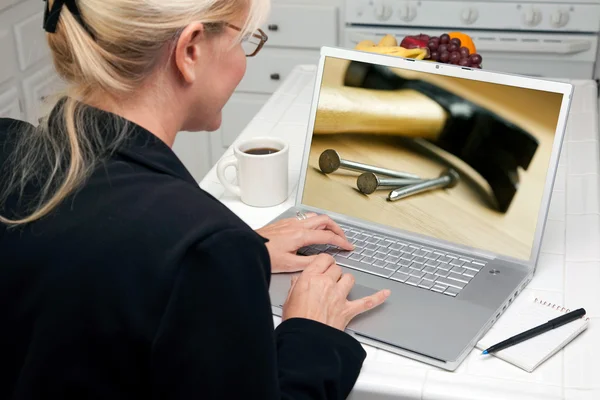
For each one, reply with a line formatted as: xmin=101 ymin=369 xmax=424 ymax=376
xmin=347 ymin=283 xmax=379 ymax=301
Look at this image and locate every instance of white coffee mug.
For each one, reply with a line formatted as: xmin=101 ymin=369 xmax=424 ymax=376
xmin=216 ymin=137 xmax=289 ymax=207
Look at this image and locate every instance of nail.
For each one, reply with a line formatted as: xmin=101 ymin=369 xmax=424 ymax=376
xmin=318 ymin=149 xmax=420 ymax=180
xmin=388 ymin=168 xmax=460 ymax=202
xmin=357 ymin=172 xmax=425 ymax=194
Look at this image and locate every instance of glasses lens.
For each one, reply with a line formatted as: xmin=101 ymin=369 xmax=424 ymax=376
xmin=241 ymin=32 xmax=262 ymax=55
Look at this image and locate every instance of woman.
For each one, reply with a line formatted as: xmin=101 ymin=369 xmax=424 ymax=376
xmin=0 ymin=0 xmax=390 ymax=398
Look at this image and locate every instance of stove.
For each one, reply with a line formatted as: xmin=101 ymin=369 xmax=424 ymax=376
xmin=343 ymin=0 xmax=600 ymax=79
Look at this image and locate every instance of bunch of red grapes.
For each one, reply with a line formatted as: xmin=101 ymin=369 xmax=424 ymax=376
xmin=426 ymin=34 xmax=482 ymax=68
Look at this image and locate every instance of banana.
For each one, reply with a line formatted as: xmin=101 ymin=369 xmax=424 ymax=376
xmin=354 ymin=36 xmax=429 ymax=60
xmin=378 ymin=34 xmax=398 ymax=47
xmin=357 ymin=45 xmax=429 ymax=60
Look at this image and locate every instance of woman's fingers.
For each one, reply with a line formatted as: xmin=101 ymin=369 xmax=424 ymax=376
xmin=299 ymin=229 xmax=354 ymax=251
xmin=345 ymin=289 xmax=391 ymax=319
xmin=304 ymin=253 xmax=336 ymax=274
xmin=302 ymin=214 xmax=348 ymax=240
xmin=323 ymin=262 xmax=343 ymax=282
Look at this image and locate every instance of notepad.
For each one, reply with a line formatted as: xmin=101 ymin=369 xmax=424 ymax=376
xmin=476 ymin=296 xmax=589 ymax=372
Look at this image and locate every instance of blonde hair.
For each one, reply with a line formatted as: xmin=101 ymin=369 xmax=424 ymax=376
xmin=0 ymin=0 xmax=269 ymax=226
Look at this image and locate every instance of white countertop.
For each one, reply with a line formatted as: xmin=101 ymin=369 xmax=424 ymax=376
xmin=199 ymin=65 xmax=600 ymax=400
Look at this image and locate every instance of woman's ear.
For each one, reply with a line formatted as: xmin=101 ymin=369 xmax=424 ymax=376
xmin=173 ymin=22 xmax=205 ymax=84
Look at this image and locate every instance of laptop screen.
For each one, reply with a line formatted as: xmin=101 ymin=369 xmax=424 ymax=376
xmin=300 ymin=55 xmax=565 ymax=261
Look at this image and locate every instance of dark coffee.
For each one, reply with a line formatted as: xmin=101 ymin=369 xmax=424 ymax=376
xmin=244 ymin=147 xmax=280 ymax=155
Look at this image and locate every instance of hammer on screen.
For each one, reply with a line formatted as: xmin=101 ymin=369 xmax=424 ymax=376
xmin=312 ymin=61 xmax=539 ymax=212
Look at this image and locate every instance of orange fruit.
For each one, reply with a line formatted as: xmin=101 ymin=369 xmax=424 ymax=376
xmin=448 ymin=32 xmax=476 ymax=54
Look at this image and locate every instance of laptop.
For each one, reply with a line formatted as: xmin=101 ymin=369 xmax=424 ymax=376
xmin=267 ymin=46 xmax=573 ymax=371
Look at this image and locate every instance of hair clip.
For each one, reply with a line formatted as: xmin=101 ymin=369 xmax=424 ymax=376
xmin=43 ymin=0 xmax=95 ymax=39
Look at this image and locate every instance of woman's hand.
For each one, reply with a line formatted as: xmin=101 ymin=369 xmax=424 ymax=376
xmin=282 ymin=254 xmax=390 ymax=331
xmin=255 ymin=212 xmax=354 ymax=273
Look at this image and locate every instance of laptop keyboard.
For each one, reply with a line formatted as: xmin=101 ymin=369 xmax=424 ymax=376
xmin=298 ymin=223 xmax=487 ymax=297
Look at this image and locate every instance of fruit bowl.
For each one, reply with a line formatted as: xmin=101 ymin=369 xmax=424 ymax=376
xmin=354 ymin=32 xmax=483 ymax=68
xmin=400 ymin=32 xmax=483 ymax=68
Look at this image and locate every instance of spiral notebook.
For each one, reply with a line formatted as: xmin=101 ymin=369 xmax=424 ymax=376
xmin=476 ymin=296 xmax=589 ymax=372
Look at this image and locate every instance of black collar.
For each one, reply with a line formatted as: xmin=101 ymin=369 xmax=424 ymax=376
xmin=48 ymin=98 xmax=199 ymax=187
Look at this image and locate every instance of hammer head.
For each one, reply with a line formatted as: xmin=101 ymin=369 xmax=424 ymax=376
xmin=343 ymin=61 xmax=539 ymax=213
xmin=319 ymin=149 xmax=342 ymax=174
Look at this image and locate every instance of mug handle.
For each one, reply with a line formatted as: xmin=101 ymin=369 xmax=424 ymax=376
xmin=216 ymin=155 xmax=242 ymax=197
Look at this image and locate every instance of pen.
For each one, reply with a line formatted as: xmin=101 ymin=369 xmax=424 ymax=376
xmin=482 ymin=308 xmax=586 ymax=355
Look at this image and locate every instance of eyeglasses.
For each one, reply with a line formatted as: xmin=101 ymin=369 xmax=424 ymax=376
xmin=225 ymin=23 xmax=268 ymax=57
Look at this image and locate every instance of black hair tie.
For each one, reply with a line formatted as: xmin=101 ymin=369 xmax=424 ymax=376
xmin=43 ymin=0 xmax=95 ymax=39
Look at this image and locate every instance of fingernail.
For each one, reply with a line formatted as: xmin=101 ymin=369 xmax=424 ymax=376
xmin=383 ymin=289 xmax=391 ymax=297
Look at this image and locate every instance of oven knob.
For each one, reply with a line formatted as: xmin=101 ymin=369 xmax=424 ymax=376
xmin=522 ymin=7 xmax=542 ymax=27
xmin=373 ymin=1 xmax=393 ymax=21
xmin=460 ymin=7 xmax=479 ymax=25
xmin=550 ymin=9 xmax=569 ymax=28
xmin=398 ymin=3 xmax=417 ymax=22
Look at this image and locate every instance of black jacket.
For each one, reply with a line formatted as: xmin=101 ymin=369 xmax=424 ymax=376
xmin=0 ymin=105 xmax=366 ymax=399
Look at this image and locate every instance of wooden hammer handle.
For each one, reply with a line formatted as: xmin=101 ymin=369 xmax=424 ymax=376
xmin=313 ymin=86 xmax=447 ymax=140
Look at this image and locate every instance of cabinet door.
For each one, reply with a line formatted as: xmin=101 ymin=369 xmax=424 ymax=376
xmin=0 ymin=86 xmax=21 ymax=119
xmin=238 ymin=48 xmax=320 ymax=94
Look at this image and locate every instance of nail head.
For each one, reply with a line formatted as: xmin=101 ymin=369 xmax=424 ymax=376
xmin=319 ymin=149 xmax=341 ymax=174
xmin=357 ymin=172 xmax=379 ymax=194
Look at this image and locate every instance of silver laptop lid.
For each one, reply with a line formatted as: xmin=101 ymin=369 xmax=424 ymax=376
xmin=295 ymin=46 xmax=573 ymax=268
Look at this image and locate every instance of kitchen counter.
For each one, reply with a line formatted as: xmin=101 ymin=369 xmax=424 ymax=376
xmin=199 ymin=65 xmax=600 ymax=400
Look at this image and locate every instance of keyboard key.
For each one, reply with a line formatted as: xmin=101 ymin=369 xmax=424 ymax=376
xmin=408 ymin=262 xmax=423 ymax=271
xmin=390 ymin=272 xmax=409 ymax=282
xmin=422 ymin=265 xmax=437 ymax=274
xmin=412 ymin=256 xmax=427 ymax=264
xmin=349 ymin=253 xmax=364 ymax=261
xmin=389 ymin=250 xmax=403 ymax=258
xmin=383 ymin=239 xmax=395 ymax=247
xmin=472 ymin=261 xmax=486 ymax=266
xmin=385 ymin=264 xmax=399 ymax=272
xmin=463 ymin=270 xmax=476 ymax=278
xmin=399 ymin=266 xmax=412 ymax=275
xmin=438 ymin=256 xmax=453 ymax=263
xmin=361 ymin=249 xmax=376 ymax=257
xmin=424 ymin=252 xmax=439 ymax=260
xmin=337 ymin=250 xmax=352 ymax=258
xmin=431 ymin=284 xmax=446 ymax=293
xmin=366 ymin=237 xmax=379 ymax=244
xmin=325 ymin=248 xmax=339 ymax=256
xmin=449 ymin=259 xmax=464 ymax=267
xmin=375 ymin=247 xmax=390 ymax=255
xmin=398 ymin=258 xmax=412 ymax=267
xmin=336 ymin=257 xmax=391 ymax=278
xmin=425 ymin=260 xmax=440 ymax=268
xmin=419 ymin=280 xmax=434 ymax=289
xmin=436 ymin=278 xmax=464 ymax=290
xmin=437 ymin=263 xmax=451 ymax=271
xmin=365 ymin=243 xmax=378 ymax=251
xmin=353 ymin=240 xmax=365 ymax=248
xmin=361 ymin=257 xmax=375 ymax=265
xmin=406 ymin=276 xmax=421 ymax=286
xmin=373 ymin=253 xmax=386 ymax=260
xmin=413 ymin=249 xmax=428 ymax=257
xmin=305 ymin=248 xmax=319 ymax=256
xmin=459 ymin=257 xmax=473 ymax=263
xmin=401 ymin=247 xmax=416 ymax=255
xmin=373 ymin=259 xmax=387 ymax=268
xmin=451 ymin=266 xmax=466 ymax=275
xmin=357 ymin=234 xmax=369 ymax=241
xmin=448 ymin=275 xmax=469 ymax=284
xmin=463 ymin=264 xmax=481 ymax=272
xmin=434 ymin=269 xmax=450 ymax=278
xmin=385 ymin=255 xmax=400 ymax=264
xmin=409 ymin=270 xmax=425 ymax=279
xmin=345 ymin=231 xmax=357 ymax=238
xmin=400 ymin=254 xmax=415 ymax=261
xmin=422 ymin=273 xmax=436 ymax=282
xmin=444 ymin=287 xmax=461 ymax=297
xmin=390 ymin=243 xmax=403 ymax=251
